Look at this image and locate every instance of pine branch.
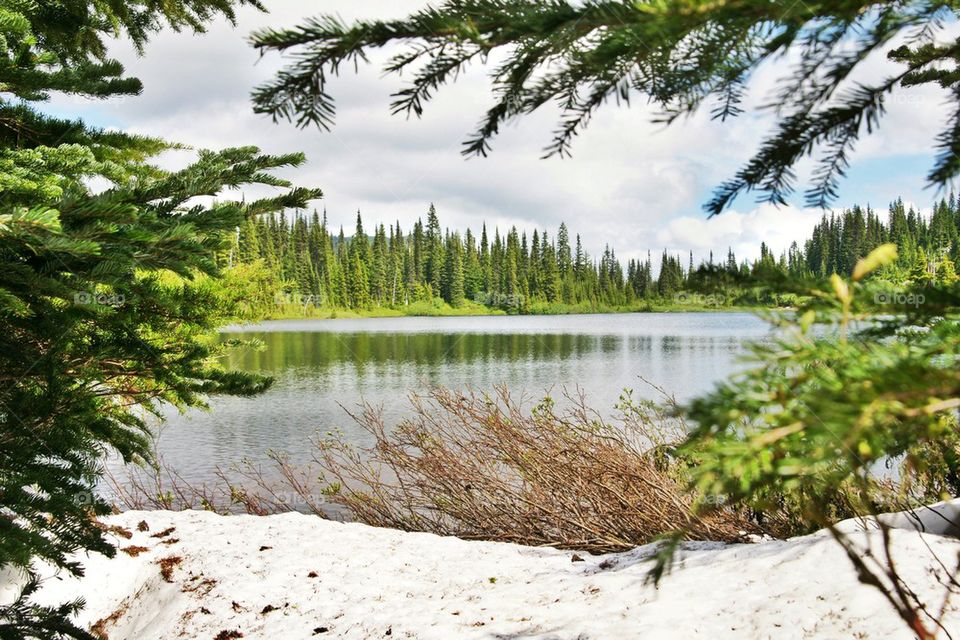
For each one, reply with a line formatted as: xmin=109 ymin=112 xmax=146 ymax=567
xmin=253 ymin=0 xmax=960 ymax=210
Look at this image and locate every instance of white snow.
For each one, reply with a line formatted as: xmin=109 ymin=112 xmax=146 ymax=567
xmin=15 ymin=504 xmax=960 ymax=639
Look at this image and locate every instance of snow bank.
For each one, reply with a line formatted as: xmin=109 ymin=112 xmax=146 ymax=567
xmin=834 ymin=499 xmax=960 ymax=537
xmin=21 ymin=506 xmax=960 ymax=639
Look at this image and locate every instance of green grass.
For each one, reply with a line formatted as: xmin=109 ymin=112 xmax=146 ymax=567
xmin=264 ymin=305 xmax=405 ymax=320
xmin=259 ymin=298 xmax=775 ymax=320
xmin=399 ymin=299 xmax=507 ymax=316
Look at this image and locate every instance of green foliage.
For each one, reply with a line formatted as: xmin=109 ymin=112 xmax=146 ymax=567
xmin=0 ymin=575 xmax=93 ymax=640
xmin=0 ymin=1 xmax=321 ymax=637
xmin=0 ymin=0 xmax=264 ymax=103
xmin=251 ymin=0 xmax=960 ymax=213
xmin=235 ymin=195 xmax=960 ymax=317
xmin=0 ymin=144 xmax=318 ymax=572
xmin=234 ymin=204 xmax=658 ymax=313
xmin=679 ymin=243 xmax=960 ymax=534
xmin=665 ymin=245 xmax=960 ymax=636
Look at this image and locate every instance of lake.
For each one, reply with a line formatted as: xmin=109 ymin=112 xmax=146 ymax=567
xmin=146 ymin=312 xmax=771 ymax=488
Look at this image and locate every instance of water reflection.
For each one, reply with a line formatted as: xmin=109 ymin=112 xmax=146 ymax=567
xmin=150 ymin=313 xmax=770 ymax=486
xmin=228 ymin=332 xmax=616 ymax=372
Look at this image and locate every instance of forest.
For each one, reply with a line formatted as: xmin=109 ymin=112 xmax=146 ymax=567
xmin=231 ymin=197 xmax=960 ymax=315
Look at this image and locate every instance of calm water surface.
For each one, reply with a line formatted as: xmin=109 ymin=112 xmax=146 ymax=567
xmin=152 ymin=313 xmax=770 ymax=486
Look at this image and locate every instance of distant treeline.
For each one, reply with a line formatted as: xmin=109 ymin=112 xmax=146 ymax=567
xmin=228 ymin=198 xmax=960 ymax=313
xmin=799 ymin=198 xmax=958 ymax=282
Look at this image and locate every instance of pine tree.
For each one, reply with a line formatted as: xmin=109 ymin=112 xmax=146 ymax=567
xmin=238 ymin=217 xmax=262 ymax=263
xmin=464 ymin=228 xmax=482 ymax=301
xmin=0 ymin=3 xmax=321 ymax=636
xmin=937 ymin=255 xmax=959 ymax=286
xmin=389 ymin=222 xmax=404 ymax=306
xmin=911 ymin=247 xmax=933 ymax=285
xmin=370 ymin=223 xmax=389 ymax=305
xmin=557 ymin=222 xmax=572 ymax=279
xmin=333 ymin=226 xmax=348 ymax=307
xmin=425 ymin=204 xmax=444 ymax=298
xmin=574 ymin=234 xmax=585 ymax=280
xmin=529 ymin=229 xmax=541 ymax=298
xmin=504 ymin=228 xmax=521 ymax=308
xmin=541 ymin=231 xmax=560 ymax=303
xmin=231 ymin=192 xmax=960 ymax=316
xmin=446 ymin=233 xmax=466 ymax=306
xmin=657 ymin=251 xmax=684 ymax=298
xmin=480 ymin=223 xmax=492 ymax=294
xmin=412 ymin=218 xmax=425 ymax=285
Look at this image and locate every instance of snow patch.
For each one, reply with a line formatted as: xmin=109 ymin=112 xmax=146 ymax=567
xmin=12 ymin=505 xmax=960 ymax=639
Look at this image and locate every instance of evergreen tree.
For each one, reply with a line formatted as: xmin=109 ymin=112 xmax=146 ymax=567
xmin=446 ymin=233 xmax=466 ymax=306
xmin=232 ymin=195 xmax=960 ymax=315
xmin=370 ymin=223 xmax=389 ymax=305
xmin=657 ymin=251 xmax=684 ymax=298
xmin=464 ymin=228 xmax=482 ymax=301
xmin=557 ymin=222 xmax=572 ymax=279
xmin=238 ymin=217 xmax=262 ymax=264
xmin=911 ymin=247 xmax=933 ymax=285
xmin=574 ymin=234 xmax=586 ymax=280
xmin=425 ymin=203 xmax=444 ymax=298
xmin=937 ymin=255 xmax=959 ymax=286
xmin=0 ymin=2 xmax=323 ymax=637
xmin=480 ymin=223 xmax=492 ymax=293
xmin=540 ymin=231 xmax=561 ymax=302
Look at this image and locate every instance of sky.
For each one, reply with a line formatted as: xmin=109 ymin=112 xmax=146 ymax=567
xmin=44 ymin=0 xmax=953 ymax=265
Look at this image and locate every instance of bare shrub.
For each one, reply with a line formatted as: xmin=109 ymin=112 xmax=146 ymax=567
xmin=104 ymin=426 xmax=330 ymax=517
xmin=106 ymin=386 xmax=755 ymax=551
xmin=311 ymin=386 xmax=755 ymax=552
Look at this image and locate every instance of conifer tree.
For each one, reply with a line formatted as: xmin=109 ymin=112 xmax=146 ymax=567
xmin=657 ymin=251 xmax=684 ymax=298
xmin=446 ymin=233 xmax=466 ymax=306
xmin=480 ymin=224 xmax=492 ymax=293
xmin=541 ymin=231 xmax=561 ymax=303
xmin=389 ymin=222 xmax=404 ymax=306
xmin=937 ymin=254 xmax=959 ymax=285
xmin=557 ymin=223 xmax=572 ymax=279
xmin=230 ymin=194 xmax=960 ymax=315
xmin=0 ymin=2 xmax=324 ymax=637
xmin=370 ymin=224 xmax=389 ymax=305
xmin=464 ymin=228 xmax=483 ymax=300
xmin=425 ymin=204 xmax=444 ymax=298
xmin=911 ymin=247 xmax=934 ymax=285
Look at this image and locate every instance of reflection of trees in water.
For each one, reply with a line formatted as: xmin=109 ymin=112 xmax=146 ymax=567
xmin=223 ymin=332 xmax=618 ymax=373
xmin=221 ymin=332 xmax=752 ymax=376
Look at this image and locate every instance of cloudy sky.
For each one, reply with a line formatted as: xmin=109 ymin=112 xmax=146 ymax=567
xmin=46 ymin=1 xmax=951 ymax=264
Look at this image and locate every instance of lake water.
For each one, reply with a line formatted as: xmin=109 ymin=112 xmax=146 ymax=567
xmin=148 ymin=312 xmax=770 ymax=487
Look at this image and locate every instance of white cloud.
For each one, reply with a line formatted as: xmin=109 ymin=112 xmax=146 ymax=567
xmin=656 ymin=204 xmax=826 ymax=263
xmin=43 ymin=0 xmax=946 ymax=259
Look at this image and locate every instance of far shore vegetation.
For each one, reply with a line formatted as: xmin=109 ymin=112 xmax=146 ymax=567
xmin=262 ymin=298 xmax=774 ymax=320
xmin=232 ymin=197 xmax=959 ymax=320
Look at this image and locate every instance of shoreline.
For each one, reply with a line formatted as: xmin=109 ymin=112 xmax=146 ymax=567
xmin=253 ymin=303 xmax=778 ymax=321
